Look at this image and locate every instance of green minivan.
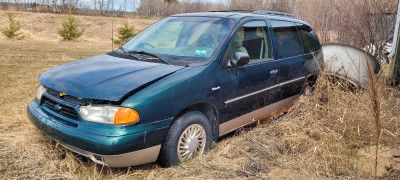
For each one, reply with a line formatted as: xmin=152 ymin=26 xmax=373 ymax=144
xmin=28 ymin=11 xmax=322 ymax=167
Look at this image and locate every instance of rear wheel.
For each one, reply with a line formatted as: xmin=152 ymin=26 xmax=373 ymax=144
xmin=158 ymin=111 xmax=212 ymax=167
xmin=302 ymin=84 xmax=313 ymax=96
xmin=302 ymin=78 xmax=316 ymax=96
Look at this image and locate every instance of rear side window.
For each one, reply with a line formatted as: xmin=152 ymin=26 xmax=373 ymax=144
xmin=297 ymin=24 xmax=321 ymax=53
xmin=271 ymin=20 xmax=304 ymax=59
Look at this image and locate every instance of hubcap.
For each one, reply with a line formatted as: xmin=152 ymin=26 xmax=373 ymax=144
xmin=177 ymin=124 xmax=206 ymax=161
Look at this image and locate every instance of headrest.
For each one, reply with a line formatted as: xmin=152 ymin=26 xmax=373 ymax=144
xmin=198 ymin=34 xmax=214 ymax=47
xmin=244 ymin=29 xmax=260 ymax=41
xmin=231 ymin=35 xmax=243 ymax=48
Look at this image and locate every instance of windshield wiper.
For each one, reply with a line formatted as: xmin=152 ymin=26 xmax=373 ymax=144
xmin=117 ymin=47 xmax=139 ymax=60
xmin=127 ymin=50 xmax=169 ymax=64
xmin=119 ymin=47 xmax=128 ymax=54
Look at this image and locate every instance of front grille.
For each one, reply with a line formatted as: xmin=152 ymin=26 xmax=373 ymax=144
xmin=43 ymin=96 xmax=79 ymax=120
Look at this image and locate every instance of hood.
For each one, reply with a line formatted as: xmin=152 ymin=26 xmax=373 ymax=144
xmin=39 ymin=54 xmax=184 ymax=101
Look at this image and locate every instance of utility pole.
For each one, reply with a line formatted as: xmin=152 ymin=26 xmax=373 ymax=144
xmin=390 ymin=0 xmax=400 ymax=85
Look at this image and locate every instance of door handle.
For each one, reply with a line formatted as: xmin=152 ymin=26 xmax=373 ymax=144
xmin=270 ymin=69 xmax=278 ymax=75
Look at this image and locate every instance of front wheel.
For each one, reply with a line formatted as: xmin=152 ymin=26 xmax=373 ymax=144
xmin=158 ymin=111 xmax=213 ymax=167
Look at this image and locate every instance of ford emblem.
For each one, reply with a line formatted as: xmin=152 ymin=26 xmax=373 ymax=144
xmin=54 ymin=104 xmax=63 ymax=111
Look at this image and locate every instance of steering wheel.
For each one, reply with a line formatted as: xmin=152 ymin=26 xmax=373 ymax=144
xmin=140 ymin=43 xmax=155 ymax=48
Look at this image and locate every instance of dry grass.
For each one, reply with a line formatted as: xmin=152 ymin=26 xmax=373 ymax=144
xmin=1 ymin=41 xmax=399 ymax=179
xmin=0 ymin=10 xmax=156 ymax=42
xmin=1 ymin=11 xmax=400 ymax=179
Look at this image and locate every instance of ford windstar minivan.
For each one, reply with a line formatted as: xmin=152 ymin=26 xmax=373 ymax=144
xmin=28 ymin=11 xmax=323 ymax=167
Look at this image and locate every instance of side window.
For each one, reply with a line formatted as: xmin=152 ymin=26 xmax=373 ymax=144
xmin=229 ymin=20 xmax=273 ymax=64
xmin=271 ymin=20 xmax=304 ymax=59
xmin=297 ymin=25 xmax=321 ymax=53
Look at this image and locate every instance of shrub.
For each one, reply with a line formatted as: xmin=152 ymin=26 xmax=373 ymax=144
xmin=113 ymin=21 xmax=136 ymax=45
xmin=2 ymin=10 xmax=24 ymax=39
xmin=58 ymin=8 xmax=84 ymax=40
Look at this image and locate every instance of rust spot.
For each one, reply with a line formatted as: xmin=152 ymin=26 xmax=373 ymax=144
xmin=255 ymin=103 xmax=294 ymax=123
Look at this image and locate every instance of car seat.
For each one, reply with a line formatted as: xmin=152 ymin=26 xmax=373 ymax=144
xmin=231 ymin=35 xmax=248 ymax=57
xmin=243 ymin=29 xmax=264 ymax=60
xmin=198 ymin=34 xmax=215 ymax=47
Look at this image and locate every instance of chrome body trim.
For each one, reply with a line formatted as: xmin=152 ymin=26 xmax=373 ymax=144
xmin=224 ymin=76 xmax=305 ymax=104
xmin=219 ymin=94 xmax=300 ymax=136
xmin=60 ymin=143 xmax=161 ymax=167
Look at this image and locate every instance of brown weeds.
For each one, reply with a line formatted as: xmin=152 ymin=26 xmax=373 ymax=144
xmin=366 ymin=53 xmax=381 ymax=179
xmin=146 ymin=67 xmax=400 ymax=179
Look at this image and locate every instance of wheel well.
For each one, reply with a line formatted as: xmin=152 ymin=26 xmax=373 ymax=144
xmin=306 ymin=74 xmax=318 ymax=86
xmin=174 ymin=103 xmax=219 ymax=141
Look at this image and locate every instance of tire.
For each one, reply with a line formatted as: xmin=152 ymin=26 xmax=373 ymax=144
xmin=158 ymin=111 xmax=213 ymax=167
xmin=302 ymin=79 xmax=315 ymax=96
xmin=302 ymin=83 xmax=313 ymax=96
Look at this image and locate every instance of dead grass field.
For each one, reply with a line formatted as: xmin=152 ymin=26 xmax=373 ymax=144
xmin=0 ymin=10 xmax=157 ymax=42
xmin=1 ymin=11 xmax=400 ymax=179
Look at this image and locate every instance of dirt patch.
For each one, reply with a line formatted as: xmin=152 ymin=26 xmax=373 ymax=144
xmin=357 ymin=146 xmax=400 ymax=177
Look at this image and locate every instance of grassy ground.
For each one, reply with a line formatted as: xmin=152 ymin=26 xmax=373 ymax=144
xmin=0 ymin=10 xmax=156 ymax=42
xmin=1 ymin=10 xmax=400 ymax=179
xmin=0 ymin=40 xmax=110 ymax=178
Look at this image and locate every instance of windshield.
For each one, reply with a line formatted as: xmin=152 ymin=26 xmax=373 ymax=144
xmin=122 ymin=17 xmax=235 ymax=65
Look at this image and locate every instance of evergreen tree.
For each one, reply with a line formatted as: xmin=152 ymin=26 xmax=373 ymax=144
xmin=114 ymin=21 xmax=136 ymax=45
xmin=2 ymin=10 xmax=24 ymax=39
xmin=58 ymin=7 xmax=84 ymax=40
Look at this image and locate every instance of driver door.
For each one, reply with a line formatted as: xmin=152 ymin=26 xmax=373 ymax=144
xmin=218 ymin=20 xmax=282 ymax=135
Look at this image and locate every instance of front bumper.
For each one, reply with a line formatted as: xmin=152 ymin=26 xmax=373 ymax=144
xmin=27 ymin=101 xmax=168 ymax=167
xmin=60 ymin=142 xmax=160 ymax=167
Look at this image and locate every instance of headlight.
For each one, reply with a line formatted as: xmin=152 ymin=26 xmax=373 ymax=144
xmin=35 ymin=84 xmax=46 ymax=103
xmin=79 ymin=105 xmax=139 ymax=125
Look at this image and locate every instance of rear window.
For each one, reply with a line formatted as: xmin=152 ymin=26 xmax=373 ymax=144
xmin=271 ymin=20 xmax=304 ymax=59
xmin=297 ymin=24 xmax=321 ymax=53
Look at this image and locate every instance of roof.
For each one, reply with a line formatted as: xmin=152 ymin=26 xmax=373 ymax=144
xmin=171 ymin=12 xmax=310 ymax=25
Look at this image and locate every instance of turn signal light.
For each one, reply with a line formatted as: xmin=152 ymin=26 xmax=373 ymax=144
xmin=114 ymin=107 xmax=139 ymax=125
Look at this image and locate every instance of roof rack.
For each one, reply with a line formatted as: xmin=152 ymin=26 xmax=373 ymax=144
xmin=252 ymin=11 xmax=295 ymax=18
xmin=208 ymin=10 xmax=251 ymax=13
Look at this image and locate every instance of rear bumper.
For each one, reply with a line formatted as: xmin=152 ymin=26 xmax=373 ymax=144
xmin=27 ymin=101 xmax=167 ymax=167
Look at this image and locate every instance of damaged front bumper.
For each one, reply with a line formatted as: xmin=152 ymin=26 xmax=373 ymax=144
xmin=27 ymin=101 xmax=167 ymax=167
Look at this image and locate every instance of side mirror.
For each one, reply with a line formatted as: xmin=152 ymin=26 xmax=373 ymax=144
xmin=230 ymin=52 xmax=250 ymax=68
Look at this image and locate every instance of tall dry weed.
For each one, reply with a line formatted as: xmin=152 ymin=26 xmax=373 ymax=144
xmin=261 ymin=66 xmax=399 ymax=178
xmin=366 ymin=54 xmax=381 ymax=179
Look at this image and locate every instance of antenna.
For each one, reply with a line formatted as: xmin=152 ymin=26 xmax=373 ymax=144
xmin=111 ymin=0 xmax=114 ymax=51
